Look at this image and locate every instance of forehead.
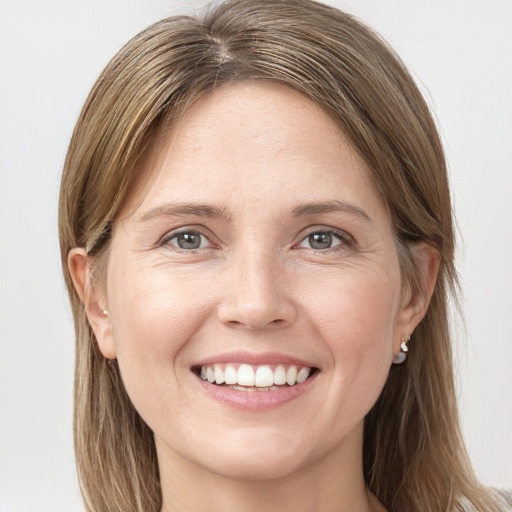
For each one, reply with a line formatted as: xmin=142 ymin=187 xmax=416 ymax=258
xmin=120 ymin=81 xmax=386 ymax=222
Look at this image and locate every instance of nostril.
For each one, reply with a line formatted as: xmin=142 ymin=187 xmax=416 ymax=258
xmin=218 ymin=300 xmax=296 ymax=330
xmin=225 ymin=317 xmax=287 ymax=330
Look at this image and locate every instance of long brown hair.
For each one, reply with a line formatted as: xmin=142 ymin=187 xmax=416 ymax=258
xmin=58 ymin=1 xmax=504 ymax=510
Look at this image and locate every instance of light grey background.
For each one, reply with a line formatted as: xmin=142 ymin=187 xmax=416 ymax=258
xmin=1 ymin=1 xmax=511 ymax=510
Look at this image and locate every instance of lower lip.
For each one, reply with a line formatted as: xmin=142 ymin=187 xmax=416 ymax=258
xmin=195 ymin=372 xmax=319 ymax=411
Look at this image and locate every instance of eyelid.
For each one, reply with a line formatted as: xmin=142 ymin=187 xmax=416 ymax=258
xmin=158 ymin=226 xmax=218 ymax=250
xmin=295 ymin=226 xmax=356 ymax=250
xmin=156 ymin=224 xmax=356 ymax=252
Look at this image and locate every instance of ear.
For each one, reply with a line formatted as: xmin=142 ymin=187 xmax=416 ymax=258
xmin=67 ymin=248 xmax=117 ymax=359
xmin=395 ymin=241 xmax=440 ymax=341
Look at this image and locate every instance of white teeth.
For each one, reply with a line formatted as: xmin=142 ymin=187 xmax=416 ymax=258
xmin=224 ymin=365 xmax=238 ymax=385
xmin=286 ymin=366 xmax=298 ymax=386
xmin=255 ymin=365 xmax=274 ymax=387
xmin=296 ymin=367 xmax=311 ymax=383
xmin=214 ymin=364 xmax=224 ymax=384
xmin=237 ymin=364 xmax=255 ymax=386
xmin=198 ymin=363 xmax=314 ymax=389
xmin=273 ymin=365 xmax=287 ymax=385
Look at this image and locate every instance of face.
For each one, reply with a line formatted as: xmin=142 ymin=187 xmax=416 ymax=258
xmin=90 ymin=82 xmax=418 ymax=482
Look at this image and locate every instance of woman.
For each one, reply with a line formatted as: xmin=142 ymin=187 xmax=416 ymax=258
xmin=58 ymin=0 xmax=510 ymax=510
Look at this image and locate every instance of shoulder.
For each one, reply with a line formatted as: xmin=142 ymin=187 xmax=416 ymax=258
xmin=495 ymin=489 xmax=512 ymax=509
xmin=485 ymin=489 xmax=512 ymax=512
xmin=461 ymin=489 xmax=512 ymax=512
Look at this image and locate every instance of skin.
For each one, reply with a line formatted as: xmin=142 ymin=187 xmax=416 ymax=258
xmin=69 ymin=82 xmax=439 ymax=512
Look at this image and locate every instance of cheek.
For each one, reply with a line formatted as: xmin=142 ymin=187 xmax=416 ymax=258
xmin=300 ymin=265 xmax=400 ymax=416
xmin=303 ymin=264 xmax=400 ymax=349
xmin=105 ymin=263 xmax=212 ymax=417
xmin=108 ymin=262 xmax=208 ymax=353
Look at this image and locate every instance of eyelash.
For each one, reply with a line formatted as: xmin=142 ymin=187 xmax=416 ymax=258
xmin=158 ymin=226 xmax=356 ymax=253
xmin=297 ymin=227 xmax=355 ymax=252
xmin=158 ymin=229 xmax=215 ymax=252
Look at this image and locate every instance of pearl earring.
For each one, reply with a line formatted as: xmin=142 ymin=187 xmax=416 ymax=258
xmin=392 ymin=336 xmax=410 ymax=364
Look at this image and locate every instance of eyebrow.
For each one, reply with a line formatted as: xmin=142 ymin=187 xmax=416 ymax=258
xmin=291 ymin=200 xmax=372 ymax=223
xmin=137 ymin=200 xmax=371 ymax=224
xmin=138 ymin=203 xmax=232 ymax=223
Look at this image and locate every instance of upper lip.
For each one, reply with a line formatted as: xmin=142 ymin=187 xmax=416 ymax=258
xmin=193 ymin=350 xmax=318 ymax=368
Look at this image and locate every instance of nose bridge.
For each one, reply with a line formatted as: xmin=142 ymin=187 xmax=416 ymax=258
xmin=218 ymin=241 xmax=295 ymax=330
xmin=239 ymin=248 xmax=275 ymax=302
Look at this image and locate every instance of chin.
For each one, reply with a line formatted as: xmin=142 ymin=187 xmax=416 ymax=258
xmin=171 ymin=423 xmax=315 ymax=482
xmin=207 ymin=449 xmax=308 ymax=482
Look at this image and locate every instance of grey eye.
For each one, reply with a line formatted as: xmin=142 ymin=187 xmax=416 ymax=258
xmin=308 ymin=232 xmax=333 ymax=249
xmin=169 ymin=231 xmax=207 ymax=250
xmin=298 ymin=230 xmax=345 ymax=250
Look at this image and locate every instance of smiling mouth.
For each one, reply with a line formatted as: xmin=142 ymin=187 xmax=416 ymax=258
xmin=192 ymin=363 xmax=318 ymax=391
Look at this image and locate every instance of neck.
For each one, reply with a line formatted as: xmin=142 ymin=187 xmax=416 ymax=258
xmin=157 ymin=425 xmax=382 ymax=512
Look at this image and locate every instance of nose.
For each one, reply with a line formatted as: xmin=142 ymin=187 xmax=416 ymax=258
xmin=217 ymin=250 xmax=297 ymax=330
